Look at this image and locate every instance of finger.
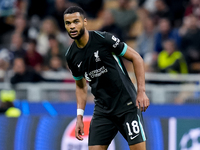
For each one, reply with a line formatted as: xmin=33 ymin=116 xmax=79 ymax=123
xmin=146 ymin=98 xmax=150 ymax=106
xmin=80 ymin=126 xmax=84 ymax=136
xmin=79 ymin=130 xmax=84 ymax=140
xmin=136 ymin=100 xmax=139 ymax=109
xmin=77 ymin=135 xmax=83 ymax=141
xmin=76 ymin=129 xmax=83 ymax=141
xmin=144 ymin=105 xmax=148 ymax=112
xmin=140 ymin=102 xmax=144 ymax=112
xmin=75 ymin=127 xmax=83 ymax=141
xmin=75 ymin=129 xmax=79 ymax=140
xmin=144 ymin=99 xmax=150 ymax=112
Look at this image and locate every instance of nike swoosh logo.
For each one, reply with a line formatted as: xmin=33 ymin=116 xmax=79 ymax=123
xmin=130 ymin=134 xmax=139 ymax=140
xmin=77 ymin=61 xmax=82 ymax=68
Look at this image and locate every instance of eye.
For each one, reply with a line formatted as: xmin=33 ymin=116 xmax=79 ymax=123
xmin=74 ymin=20 xmax=79 ymax=24
xmin=65 ymin=21 xmax=70 ymax=25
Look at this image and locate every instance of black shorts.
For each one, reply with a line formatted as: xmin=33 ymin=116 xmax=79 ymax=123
xmin=88 ymin=108 xmax=146 ymax=146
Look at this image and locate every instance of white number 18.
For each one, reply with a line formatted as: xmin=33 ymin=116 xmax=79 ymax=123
xmin=126 ymin=120 xmax=140 ymax=135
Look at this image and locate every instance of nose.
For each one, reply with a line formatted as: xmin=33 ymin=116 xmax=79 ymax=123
xmin=70 ymin=23 xmax=75 ymax=29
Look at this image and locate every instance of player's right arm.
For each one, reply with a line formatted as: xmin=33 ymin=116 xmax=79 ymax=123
xmin=65 ymin=45 xmax=87 ymax=140
xmin=75 ymin=78 xmax=87 ymax=141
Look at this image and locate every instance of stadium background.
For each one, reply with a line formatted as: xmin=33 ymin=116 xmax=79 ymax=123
xmin=0 ymin=0 xmax=200 ymax=150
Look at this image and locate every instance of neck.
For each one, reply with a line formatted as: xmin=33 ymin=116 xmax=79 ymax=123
xmin=75 ymin=29 xmax=89 ymax=48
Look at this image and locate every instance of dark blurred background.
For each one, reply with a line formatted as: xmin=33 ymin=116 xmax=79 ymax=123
xmin=0 ymin=1 xmax=200 ymax=150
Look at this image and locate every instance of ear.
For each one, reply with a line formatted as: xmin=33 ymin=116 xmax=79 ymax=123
xmin=84 ymin=18 xmax=87 ymax=26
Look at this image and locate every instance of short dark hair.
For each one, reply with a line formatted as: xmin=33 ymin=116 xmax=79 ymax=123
xmin=48 ymin=34 xmax=56 ymax=40
xmin=63 ymin=6 xmax=86 ymax=18
xmin=28 ymin=38 xmax=37 ymax=45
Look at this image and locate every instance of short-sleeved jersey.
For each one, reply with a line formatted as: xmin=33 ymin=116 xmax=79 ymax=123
xmin=66 ymin=31 xmax=137 ymax=115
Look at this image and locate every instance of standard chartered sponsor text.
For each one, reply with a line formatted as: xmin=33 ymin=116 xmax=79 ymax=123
xmin=89 ymin=66 xmax=108 ymax=78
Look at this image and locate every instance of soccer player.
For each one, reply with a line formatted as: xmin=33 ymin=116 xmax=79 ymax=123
xmin=64 ymin=6 xmax=150 ymax=150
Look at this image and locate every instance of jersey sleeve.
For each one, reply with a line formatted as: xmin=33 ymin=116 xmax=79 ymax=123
xmin=65 ymin=49 xmax=83 ymax=81
xmin=103 ymin=32 xmax=128 ymax=56
xmin=67 ymin=62 xmax=83 ymax=80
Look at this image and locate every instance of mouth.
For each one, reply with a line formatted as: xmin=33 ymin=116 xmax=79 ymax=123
xmin=70 ymin=30 xmax=78 ymax=36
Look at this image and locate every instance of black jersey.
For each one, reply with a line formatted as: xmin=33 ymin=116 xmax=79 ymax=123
xmin=66 ymin=31 xmax=137 ymax=115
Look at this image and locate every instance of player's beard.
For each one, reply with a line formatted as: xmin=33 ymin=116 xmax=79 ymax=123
xmin=68 ymin=26 xmax=85 ymax=40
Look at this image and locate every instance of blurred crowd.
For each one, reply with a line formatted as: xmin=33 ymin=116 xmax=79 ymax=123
xmin=0 ymin=0 xmax=200 ymax=84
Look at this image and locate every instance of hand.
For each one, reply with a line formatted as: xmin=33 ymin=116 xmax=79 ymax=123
xmin=136 ymin=91 xmax=150 ymax=112
xmin=75 ymin=116 xmax=84 ymax=141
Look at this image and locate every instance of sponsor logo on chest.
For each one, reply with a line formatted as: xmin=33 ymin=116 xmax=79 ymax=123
xmin=84 ymin=66 xmax=108 ymax=82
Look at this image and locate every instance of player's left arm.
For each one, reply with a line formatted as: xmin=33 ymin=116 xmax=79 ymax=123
xmin=123 ymin=45 xmax=150 ymax=112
